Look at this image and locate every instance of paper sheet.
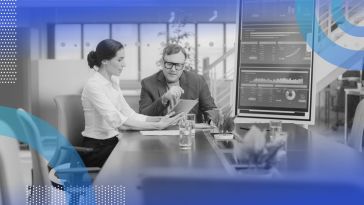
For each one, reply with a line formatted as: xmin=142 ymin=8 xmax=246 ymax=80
xmin=168 ymin=99 xmax=198 ymax=115
xmin=140 ymin=130 xmax=180 ymax=136
xmin=195 ymin=123 xmax=213 ymax=129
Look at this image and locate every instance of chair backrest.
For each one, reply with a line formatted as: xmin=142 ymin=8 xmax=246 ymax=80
xmin=54 ymin=95 xmax=85 ymax=146
xmin=348 ymin=99 xmax=364 ymax=152
xmin=16 ymin=109 xmax=51 ymax=186
xmin=0 ymin=120 xmax=26 ymax=205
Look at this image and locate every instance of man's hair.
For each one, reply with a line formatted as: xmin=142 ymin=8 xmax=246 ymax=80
xmin=162 ymin=44 xmax=187 ymax=59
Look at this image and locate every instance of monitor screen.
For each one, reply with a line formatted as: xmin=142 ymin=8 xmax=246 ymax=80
xmin=362 ymin=56 xmax=364 ymax=82
xmin=235 ymin=0 xmax=315 ymax=123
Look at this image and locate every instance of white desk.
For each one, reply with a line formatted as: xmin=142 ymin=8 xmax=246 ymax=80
xmin=344 ymin=88 xmax=364 ymax=144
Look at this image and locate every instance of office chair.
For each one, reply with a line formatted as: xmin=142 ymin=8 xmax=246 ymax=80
xmin=347 ymin=99 xmax=364 ymax=152
xmin=331 ymin=71 xmax=361 ymax=130
xmin=16 ymin=108 xmax=98 ymax=204
xmin=54 ymin=95 xmax=86 ymax=149
xmin=53 ymin=95 xmax=101 ymax=169
xmin=0 ymin=120 xmax=26 ymax=205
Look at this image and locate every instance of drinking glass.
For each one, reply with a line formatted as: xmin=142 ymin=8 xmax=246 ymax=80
xmin=186 ymin=114 xmax=196 ymax=138
xmin=269 ymin=120 xmax=282 ymax=141
xmin=179 ymin=118 xmax=193 ymax=149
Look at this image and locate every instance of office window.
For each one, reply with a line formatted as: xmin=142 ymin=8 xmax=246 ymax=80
xmin=197 ymin=24 xmax=224 ymax=77
xmin=83 ymin=24 xmax=110 ymax=59
xmin=55 ymin=24 xmax=81 ymax=59
xmin=168 ymin=23 xmax=196 ymax=70
xmin=112 ymin=24 xmax=139 ymax=80
xmin=226 ymin=23 xmax=236 ymax=80
xmin=140 ymin=24 xmax=167 ymax=79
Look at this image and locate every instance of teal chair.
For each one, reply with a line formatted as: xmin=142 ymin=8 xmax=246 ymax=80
xmin=16 ymin=108 xmax=99 ymax=204
xmin=0 ymin=120 xmax=26 ymax=205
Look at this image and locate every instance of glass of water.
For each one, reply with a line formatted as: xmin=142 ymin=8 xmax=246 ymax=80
xmin=186 ymin=114 xmax=196 ymax=138
xmin=179 ymin=117 xmax=193 ymax=149
xmin=269 ymin=120 xmax=282 ymax=141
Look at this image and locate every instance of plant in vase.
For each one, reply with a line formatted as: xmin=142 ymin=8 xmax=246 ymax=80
xmin=157 ymin=18 xmax=196 ymax=72
xmin=233 ymin=125 xmax=286 ymax=175
xmin=206 ymin=107 xmax=235 ymax=140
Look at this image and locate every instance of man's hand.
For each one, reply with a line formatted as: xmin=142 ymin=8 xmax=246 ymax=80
xmin=206 ymin=108 xmax=224 ymax=125
xmin=161 ymin=86 xmax=184 ymax=106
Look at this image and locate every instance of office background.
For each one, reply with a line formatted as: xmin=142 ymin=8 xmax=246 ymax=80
xmin=0 ymin=0 xmax=364 ymax=198
xmin=4 ymin=0 xmax=363 ymax=128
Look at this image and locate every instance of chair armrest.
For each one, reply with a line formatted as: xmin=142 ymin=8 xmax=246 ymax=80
xmin=51 ymin=146 xmax=94 ymax=168
xmin=49 ymin=166 xmax=101 ymax=186
xmin=40 ymin=135 xmax=57 ymax=142
xmin=74 ymin=146 xmax=94 ymax=153
xmin=40 ymin=135 xmax=57 ymax=146
xmin=60 ymin=145 xmax=94 ymax=153
xmin=55 ymin=167 xmax=101 ymax=174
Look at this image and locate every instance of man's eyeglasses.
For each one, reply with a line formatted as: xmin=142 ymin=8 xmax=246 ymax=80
xmin=164 ymin=61 xmax=185 ymax=71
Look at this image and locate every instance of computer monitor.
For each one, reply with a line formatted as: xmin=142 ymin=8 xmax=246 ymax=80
xmin=234 ymin=0 xmax=316 ymax=124
xmin=361 ymin=56 xmax=364 ymax=86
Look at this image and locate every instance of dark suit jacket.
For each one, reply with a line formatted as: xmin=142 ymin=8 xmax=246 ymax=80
xmin=139 ymin=70 xmax=217 ymax=123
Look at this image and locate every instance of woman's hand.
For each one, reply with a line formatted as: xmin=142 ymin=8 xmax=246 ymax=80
xmin=145 ymin=112 xmax=176 ymax=123
xmin=145 ymin=116 xmax=163 ymax=122
xmin=157 ymin=112 xmax=185 ymax=129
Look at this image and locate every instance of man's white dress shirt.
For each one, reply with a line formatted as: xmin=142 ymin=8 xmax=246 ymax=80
xmin=81 ymin=72 xmax=147 ymax=140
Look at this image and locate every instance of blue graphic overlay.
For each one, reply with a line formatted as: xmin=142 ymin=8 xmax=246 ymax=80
xmin=295 ymin=0 xmax=364 ymax=70
xmin=0 ymin=106 xmax=95 ymax=204
xmin=142 ymin=173 xmax=364 ymax=205
xmin=331 ymin=0 xmax=364 ymax=37
xmin=0 ymin=0 xmax=17 ymax=84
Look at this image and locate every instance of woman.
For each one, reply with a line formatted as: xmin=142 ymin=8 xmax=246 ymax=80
xmin=81 ymin=39 xmax=183 ymax=167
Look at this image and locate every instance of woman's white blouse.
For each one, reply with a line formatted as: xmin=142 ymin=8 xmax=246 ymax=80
xmin=81 ymin=72 xmax=147 ymax=140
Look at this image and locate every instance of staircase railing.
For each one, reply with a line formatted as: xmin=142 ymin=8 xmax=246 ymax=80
xmin=202 ymin=48 xmax=235 ymax=110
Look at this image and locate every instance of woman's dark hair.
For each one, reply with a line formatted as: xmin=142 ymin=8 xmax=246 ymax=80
xmin=87 ymin=39 xmax=124 ymax=68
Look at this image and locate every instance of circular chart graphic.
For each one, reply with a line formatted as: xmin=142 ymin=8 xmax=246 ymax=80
xmin=295 ymin=0 xmax=364 ymax=70
xmin=285 ymin=89 xmax=297 ymax=101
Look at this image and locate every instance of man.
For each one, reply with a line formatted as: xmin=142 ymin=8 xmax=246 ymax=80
xmin=139 ymin=44 xmax=217 ymax=123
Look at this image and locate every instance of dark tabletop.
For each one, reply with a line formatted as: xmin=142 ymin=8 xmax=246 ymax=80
xmin=96 ymin=123 xmax=364 ymax=183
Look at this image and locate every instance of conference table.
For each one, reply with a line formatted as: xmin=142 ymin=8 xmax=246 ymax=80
xmin=94 ymin=124 xmax=364 ymax=204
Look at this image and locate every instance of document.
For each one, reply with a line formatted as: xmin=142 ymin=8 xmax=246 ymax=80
xmin=195 ymin=123 xmax=213 ymax=129
xmin=140 ymin=130 xmax=180 ymax=136
xmin=168 ymin=99 xmax=198 ymax=115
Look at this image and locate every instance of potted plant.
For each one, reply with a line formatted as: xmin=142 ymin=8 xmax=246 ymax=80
xmin=233 ymin=125 xmax=287 ymax=176
xmin=206 ymin=106 xmax=235 ymax=140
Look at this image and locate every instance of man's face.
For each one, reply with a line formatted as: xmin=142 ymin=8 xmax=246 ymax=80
xmin=162 ymin=51 xmax=186 ymax=83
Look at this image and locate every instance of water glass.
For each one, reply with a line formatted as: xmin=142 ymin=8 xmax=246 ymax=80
xmin=269 ymin=120 xmax=282 ymax=141
xmin=179 ymin=119 xmax=193 ymax=149
xmin=186 ymin=114 xmax=196 ymax=138
xmin=357 ymin=82 xmax=362 ymax=89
